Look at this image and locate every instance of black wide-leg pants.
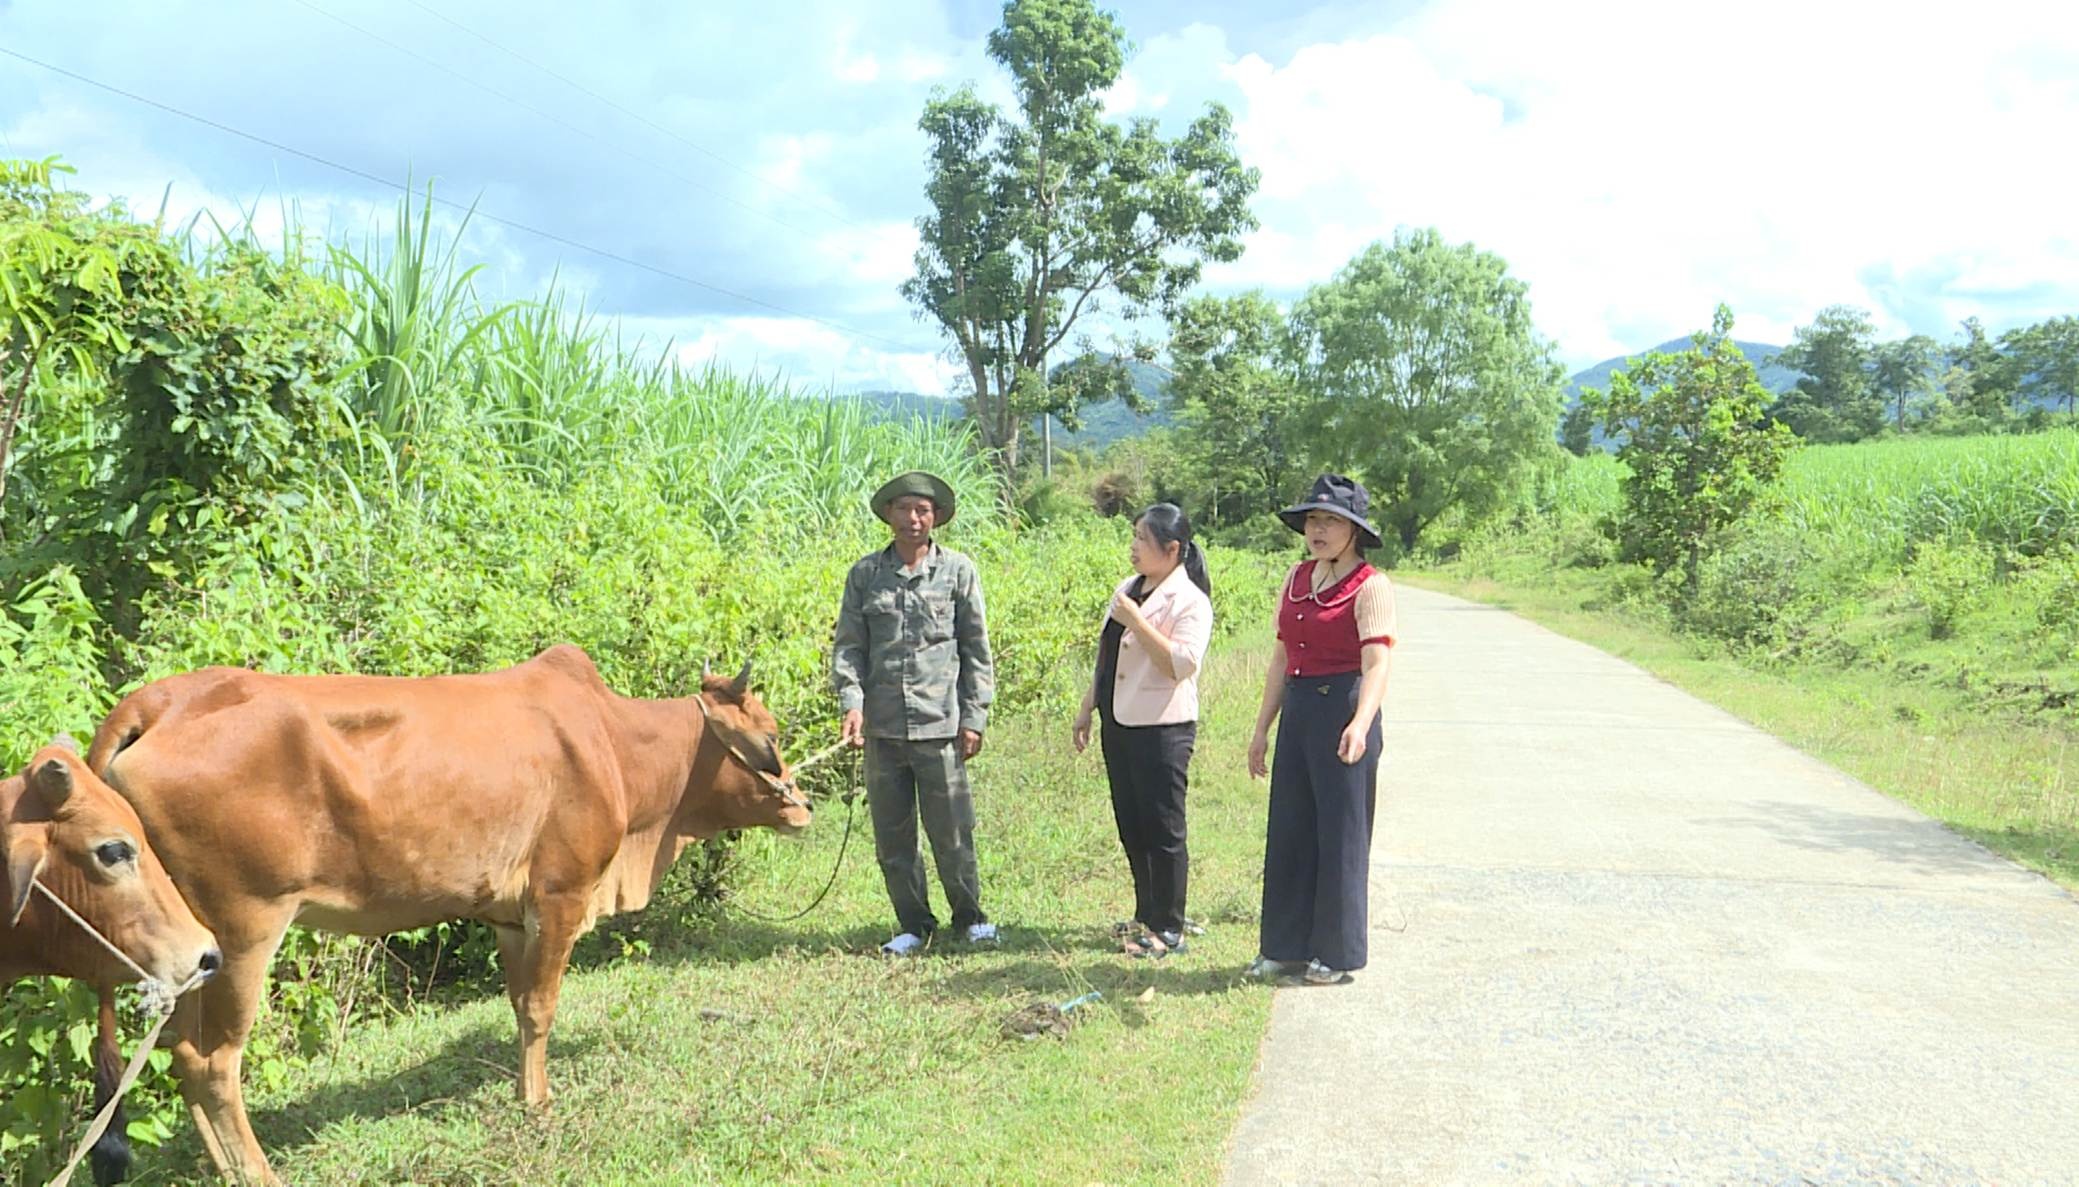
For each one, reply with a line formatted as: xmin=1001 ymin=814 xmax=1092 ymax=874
xmin=1259 ymin=671 xmax=1381 ymax=971
xmin=1099 ymin=718 xmax=1196 ymax=935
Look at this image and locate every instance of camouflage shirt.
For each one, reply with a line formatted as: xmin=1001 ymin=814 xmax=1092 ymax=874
xmin=832 ymin=542 xmax=995 ymax=740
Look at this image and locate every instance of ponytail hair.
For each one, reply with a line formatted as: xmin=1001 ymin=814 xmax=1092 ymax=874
xmin=1136 ymin=503 xmax=1212 ymax=596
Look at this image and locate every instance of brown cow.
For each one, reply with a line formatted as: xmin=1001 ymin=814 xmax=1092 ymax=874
xmin=87 ymin=645 xmax=812 ymax=1185
xmin=3 ymin=738 xmax=223 ymax=1186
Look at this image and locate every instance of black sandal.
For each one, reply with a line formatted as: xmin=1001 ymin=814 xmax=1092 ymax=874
xmin=1124 ymin=930 xmax=1187 ymax=959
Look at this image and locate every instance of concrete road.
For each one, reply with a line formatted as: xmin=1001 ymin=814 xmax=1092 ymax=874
xmin=1224 ymin=584 xmax=2079 ymax=1187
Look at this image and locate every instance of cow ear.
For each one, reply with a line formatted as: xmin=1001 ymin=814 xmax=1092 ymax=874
xmin=29 ymin=759 xmax=74 ymax=810
xmin=729 ymin=659 xmax=752 ymax=700
xmin=6 ymin=831 xmax=48 ymax=928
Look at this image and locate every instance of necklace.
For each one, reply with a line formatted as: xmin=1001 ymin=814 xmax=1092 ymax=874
xmin=1290 ymin=556 xmax=1365 ymax=606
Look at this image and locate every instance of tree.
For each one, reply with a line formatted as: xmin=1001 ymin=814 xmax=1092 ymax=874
xmin=0 ymin=157 xmax=149 ymax=539
xmin=1163 ymin=291 xmax=1303 ymax=530
xmin=1949 ymin=316 xmax=2016 ymax=421
xmin=1286 ymin=229 xmax=1564 ymax=556
xmin=2004 ymin=316 xmax=2079 ymax=416
xmin=904 ymin=0 xmax=1258 ymax=485
xmin=1559 ymin=399 xmax=1597 ymax=456
xmin=1585 ymin=305 xmax=1796 ymax=596
xmin=1871 ymin=333 xmax=1939 ymax=430
xmin=1772 ymin=305 xmax=1881 ymax=442
xmin=0 ymin=156 xmax=342 ymax=635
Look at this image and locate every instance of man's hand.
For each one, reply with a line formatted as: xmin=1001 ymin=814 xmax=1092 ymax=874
xmin=960 ymin=728 xmax=984 ymax=760
xmin=841 ymin=709 xmax=865 ymax=749
xmin=1071 ymin=709 xmax=1093 ymax=754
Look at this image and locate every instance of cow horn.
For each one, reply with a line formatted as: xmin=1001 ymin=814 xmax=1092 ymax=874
xmin=729 ymin=659 xmax=752 ymax=698
xmin=30 ymin=758 xmax=74 ymax=809
xmin=50 ymin=733 xmax=79 ymax=754
xmin=6 ymin=835 xmax=48 ymax=927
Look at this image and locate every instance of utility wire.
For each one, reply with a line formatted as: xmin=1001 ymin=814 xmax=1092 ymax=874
xmin=288 ymin=0 xmax=836 ymax=244
xmin=0 ymin=44 xmax=930 ymax=353
xmin=401 ymin=0 xmax=866 ymax=232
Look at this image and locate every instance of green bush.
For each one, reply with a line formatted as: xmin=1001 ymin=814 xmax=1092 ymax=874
xmin=1903 ymin=536 xmax=1997 ymax=640
xmin=1684 ymin=522 xmax=1834 ymax=653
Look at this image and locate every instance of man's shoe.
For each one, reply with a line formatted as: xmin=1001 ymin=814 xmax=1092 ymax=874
xmin=881 ymin=932 xmax=926 ymax=956
xmin=964 ymin=922 xmax=999 ymax=946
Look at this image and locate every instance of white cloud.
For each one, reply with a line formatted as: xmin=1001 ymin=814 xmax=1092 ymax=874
xmin=1138 ymin=1 xmax=2079 ymax=365
xmin=836 ymin=53 xmax=881 ymax=84
xmin=616 ymin=314 xmax=958 ymax=396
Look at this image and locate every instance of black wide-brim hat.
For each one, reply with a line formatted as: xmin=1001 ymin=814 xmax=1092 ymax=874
xmin=1279 ymin=473 xmax=1382 ymax=549
xmin=871 ymin=471 xmax=957 ymax=526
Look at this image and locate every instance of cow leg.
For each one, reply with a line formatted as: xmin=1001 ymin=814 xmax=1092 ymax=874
xmin=90 ymin=987 xmax=133 ymax=1186
xmin=170 ymin=911 xmax=293 ymax=1187
xmin=496 ymin=899 xmax=584 ymax=1107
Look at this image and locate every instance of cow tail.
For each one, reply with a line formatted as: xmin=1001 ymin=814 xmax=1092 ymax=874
xmin=88 ymin=986 xmax=134 ymax=1186
xmin=87 ymin=686 xmax=165 ymax=778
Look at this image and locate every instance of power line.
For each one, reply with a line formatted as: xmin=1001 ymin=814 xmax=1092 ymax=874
xmin=0 ymin=44 xmax=931 ymax=354
xmin=400 ymin=0 xmax=867 ymax=232
xmin=287 ymin=0 xmax=837 ymax=245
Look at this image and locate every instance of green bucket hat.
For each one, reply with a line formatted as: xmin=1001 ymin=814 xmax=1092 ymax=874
xmin=871 ymin=471 xmax=957 ymax=526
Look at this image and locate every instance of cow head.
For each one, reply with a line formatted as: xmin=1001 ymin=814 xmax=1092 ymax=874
xmin=2 ymin=739 xmax=221 ymax=987
xmin=693 ymin=661 xmax=813 ymax=836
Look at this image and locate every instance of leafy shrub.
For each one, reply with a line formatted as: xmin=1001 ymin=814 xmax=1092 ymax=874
xmin=1904 ymin=536 xmax=1997 ymax=639
xmin=1684 ymin=522 xmax=1832 ymax=652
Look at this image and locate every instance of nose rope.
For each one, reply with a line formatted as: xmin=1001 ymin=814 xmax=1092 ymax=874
xmin=30 ymin=879 xmax=211 ymax=1187
xmin=692 ymin=695 xmax=836 ymax=811
xmin=785 ymin=738 xmax=849 ymax=777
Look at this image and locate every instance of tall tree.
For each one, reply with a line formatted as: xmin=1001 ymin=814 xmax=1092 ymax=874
xmin=1585 ymin=305 xmax=1796 ymax=596
xmin=1165 ymin=291 xmax=1303 ymax=529
xmin=1287 ymin=229 xmax=1565 ymax=555
xmin=1949 ymin=316 xmax=2016 ymax=421
xmin=1773 ymin=305 xmax=1881 ymax=442
xmin=903 ymin=0 xmax=1258 ymax=484
xmin=1871 ymin=333 xmax=1939 ymax=429
xmin=2003 ymin=316 xmax=2079 ymax=415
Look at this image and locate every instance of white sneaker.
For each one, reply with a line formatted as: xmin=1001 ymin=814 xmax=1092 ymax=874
xmin=881 ymin=932 xmax=926 ymax=956
xmin=964 ymin=922 xmax=999 ymax=945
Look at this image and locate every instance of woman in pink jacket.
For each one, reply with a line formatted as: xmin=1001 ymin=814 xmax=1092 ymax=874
xmin=1073 ymin=504 xmax=1215 ymax=958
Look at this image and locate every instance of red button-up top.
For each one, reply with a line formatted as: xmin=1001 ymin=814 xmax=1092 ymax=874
xmin=1276 ymin=561 xmax=1394 ymax=677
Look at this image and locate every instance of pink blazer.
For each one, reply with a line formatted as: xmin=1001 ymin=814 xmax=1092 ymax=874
xmin=1101 ymin=565 xmax=1214 ymax=727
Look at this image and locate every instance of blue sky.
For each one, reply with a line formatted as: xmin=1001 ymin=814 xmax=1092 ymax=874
xmin=3 ymin=0 xmax=2075 ymax=395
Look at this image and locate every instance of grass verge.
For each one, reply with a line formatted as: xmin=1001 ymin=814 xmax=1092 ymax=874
xmin=132 ymin=635 xmax=1279 ymax=1185
xmin=1399 ymin=566 xmax=2079 ymax=890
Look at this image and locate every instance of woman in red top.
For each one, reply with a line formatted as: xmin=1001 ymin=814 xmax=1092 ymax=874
xmin=1245 ymin=474 xmax=1397 ymax=985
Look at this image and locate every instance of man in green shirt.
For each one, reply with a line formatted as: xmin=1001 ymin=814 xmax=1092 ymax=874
xmin=833 ymin=471 xmax=998 ymax=954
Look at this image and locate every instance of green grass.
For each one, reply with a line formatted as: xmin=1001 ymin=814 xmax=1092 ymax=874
xmin=1399 ymin=566 xmax=2079 ymax=889
xmin=130 ymin=635 xmax=1280 ymax=1185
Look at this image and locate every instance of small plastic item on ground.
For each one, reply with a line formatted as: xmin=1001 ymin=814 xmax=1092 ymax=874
xmin=1000 ymin=991 xmax=1103 ymax=1041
